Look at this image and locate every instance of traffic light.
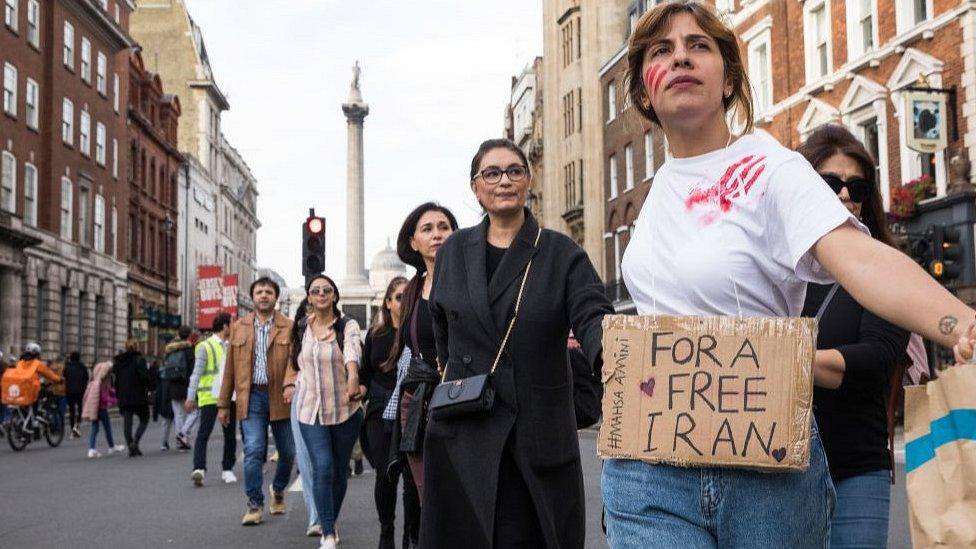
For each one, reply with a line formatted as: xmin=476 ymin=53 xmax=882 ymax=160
xmin=302 ymin=211 xmax=326 ymax=281
xmin=931 ymin=225 xmax=963 ymax=282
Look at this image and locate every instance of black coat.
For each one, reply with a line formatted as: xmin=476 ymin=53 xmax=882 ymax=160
xmin=112 ymin=350 xmax=150 ymax=408
xmin=63 ymin=359 xmax=89 ymax=395
xmin=422 ymin=211 xmax=612 ymax=548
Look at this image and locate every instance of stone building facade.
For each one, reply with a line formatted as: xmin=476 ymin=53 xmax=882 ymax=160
xmin=177 ymin=155 xmax=217 ymax=328
xmin=216 ymin=133 xmax=258 ymax=314
xmin=504 ymin=57 xmax=546 ymax=222
xmin=1 ymin=0 xmax=135 ymax=362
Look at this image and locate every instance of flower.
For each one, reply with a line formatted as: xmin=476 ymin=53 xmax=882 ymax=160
xmin=889 ymin=175 xmax=935 ymax=221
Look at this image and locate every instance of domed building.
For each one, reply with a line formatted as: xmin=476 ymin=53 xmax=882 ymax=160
xmin=369 ymin=239 xmax=408 ymax=290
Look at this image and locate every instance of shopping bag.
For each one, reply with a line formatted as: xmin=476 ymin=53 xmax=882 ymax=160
xmin=904 ymin=364 xmax=976 ymax=548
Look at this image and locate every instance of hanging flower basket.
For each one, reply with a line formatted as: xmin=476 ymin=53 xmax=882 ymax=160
xmin=889 ymin=175 xmax=935 ymax=221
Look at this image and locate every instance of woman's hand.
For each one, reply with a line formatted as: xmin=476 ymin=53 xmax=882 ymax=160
xmin=346 ymin=371 xmax=361 ymax=402
xmin=952 ymin=321 xmax=976 ymax=366
xmin=283 ymin=385 xmax=295 ymax=404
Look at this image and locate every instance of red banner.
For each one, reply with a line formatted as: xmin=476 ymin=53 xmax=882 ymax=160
xmin=196 ymin=265 xmax=225 ymax=329
xmin=222 ymin=274 xmax=239 ymax=318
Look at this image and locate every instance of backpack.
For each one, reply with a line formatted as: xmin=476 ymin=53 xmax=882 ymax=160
xmin=160 ymin=347 xmax=189 ymax=381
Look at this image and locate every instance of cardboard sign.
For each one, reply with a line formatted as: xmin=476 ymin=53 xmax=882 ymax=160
xmin=598 ymin=315 xmax=817 ymax=472
xmin=222 ymin=274 xmax=239 ymax=318
xmin=196 ymin=265 xmax=224 ymax=329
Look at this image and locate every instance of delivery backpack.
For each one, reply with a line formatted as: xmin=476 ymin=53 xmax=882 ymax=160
xmin=160 ymin=347 xmax=189 ymax=381
xmin=2 ymin=360 xmax=41 ymax=406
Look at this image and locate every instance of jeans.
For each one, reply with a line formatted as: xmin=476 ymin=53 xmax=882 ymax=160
xmin=602 ymin=423 xmax=835 ymax=548
xmin=830 ymin=470 xmax=890 ymax=548
xmin=193 ymin=404 xmax=237 ymax=472
xmin=241 ymin=389 xmax=295 ymax=507
xmin=299 ymin=409 xmax=364 ymax=536
xmin=291 ymin=396 xmax=320 ymax=530
xmin=172 ymin=399 xmax=199 ymax=437
xmin=88 ymin=409 xmax=115 ymax=450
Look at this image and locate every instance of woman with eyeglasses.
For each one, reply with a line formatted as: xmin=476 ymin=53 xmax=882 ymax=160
xmin=419 ymin=138 xmax=613 ymax=548
xmin=283 ymin=274 xmax=365 ymax=549
xmin=361 ymin=275 xmax=421 ymax=549
xmin=797 ymin=124 xmax=910 ymax=548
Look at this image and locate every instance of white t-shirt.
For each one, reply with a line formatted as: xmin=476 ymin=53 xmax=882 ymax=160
xmin=621 ymin=133 xmax=864 ymax=318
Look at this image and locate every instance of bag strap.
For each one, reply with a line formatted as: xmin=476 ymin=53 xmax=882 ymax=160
xmin=440 ymin=228 xmax=543 ymax=382
xmin=815 ymin=284 xmax=840 ymax=322
xmin=409 ymin=293 xmax=422 ymax=360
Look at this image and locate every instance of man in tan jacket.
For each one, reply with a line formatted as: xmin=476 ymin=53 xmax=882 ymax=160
xmin=218 ymin=277 xmax=295 ymax=526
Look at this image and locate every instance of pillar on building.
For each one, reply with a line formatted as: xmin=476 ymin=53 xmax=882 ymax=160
xmin=0 ymin=268 xmax=22 ymax=357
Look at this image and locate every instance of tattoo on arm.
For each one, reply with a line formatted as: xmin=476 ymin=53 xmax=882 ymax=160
xmin=939 ymin=315 xmax=959 ymax=336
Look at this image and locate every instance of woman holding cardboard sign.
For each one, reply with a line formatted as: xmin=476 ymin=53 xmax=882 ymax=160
xmin=606 ymin=2 xmax=976 ymax=547
xmin=421 ymin=138 xmax=613 ymax=548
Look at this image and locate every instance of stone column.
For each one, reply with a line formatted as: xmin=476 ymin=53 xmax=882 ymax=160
xmin=341 ymin=62 xmax=370 ymax=285
xmin=0 ymin=268 xmax=22 ymax=357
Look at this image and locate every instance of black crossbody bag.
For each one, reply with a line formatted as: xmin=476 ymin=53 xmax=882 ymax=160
xmin=428 ymin=228 xmax=541 ymax=421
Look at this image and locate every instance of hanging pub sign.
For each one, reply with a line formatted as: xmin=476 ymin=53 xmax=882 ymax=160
xmin=904 ymin=90 xmax=948 ymax=154
xmin=130 ymin=319 xmax=149 ymax=343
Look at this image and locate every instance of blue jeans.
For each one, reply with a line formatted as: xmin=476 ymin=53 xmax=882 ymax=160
xmin=88 ymin=409 xmax=115 ymax=450
xmin=241 ymin=389 xmax=295 ymax=507
xmin=830 ymin=470 xmax=890 ymax=548
xmin=299 ymin=409 xmax=364 ymax=536
xmin=603 ymin=424 xmax=835 ymax=548
xmin=291 ymin=394 xmax=319 ymax=529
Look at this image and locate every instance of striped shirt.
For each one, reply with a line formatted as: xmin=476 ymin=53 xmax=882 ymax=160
xmin=293 ymin=318 xmax=363 ymax=426
xmin=252 ymin=316 xmax=273 ymax=385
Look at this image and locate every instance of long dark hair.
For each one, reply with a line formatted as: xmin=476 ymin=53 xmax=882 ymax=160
xmin=381 ymin=203 xmax=459 ymax=372
xmin=289 ymin=297 xmax=310 ymax=370
xmin=797 ymin=124 xmax=894 ymax=248
xmin=371 ymin=276 xmax=408 ymax=336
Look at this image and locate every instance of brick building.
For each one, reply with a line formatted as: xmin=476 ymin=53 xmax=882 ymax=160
xmin=1 ymin=0 xmax=134 ymax=362
xmin=127 ymin=48 xmax=182 ymax=358
xmin=599 ymin=0 xmax=976 ymax=311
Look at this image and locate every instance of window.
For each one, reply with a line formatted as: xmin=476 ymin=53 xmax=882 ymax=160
xmin=561 ymin=19 xmax=576 ymax=67
xmin=748 ymin=34 xmax=772 ymax=112
xmin=111 ymin=206 xmax=117 ymax=257
xmin=2 ymin=62 xmax=15 ymax=116
xmin=80 ymin=37 xmax=91 ymax=83
xmin=607 ymin=81 xmax=617 ymax=122
xmin=0 ymin=152 xmax=14 ymax=212
xmin=609 ymin=154 xmax=618 ymax=199
xmin=804 ymin=1 xmax=831 ymax=82
xmin=63 ymin=22 xmax=74 ymax=69
xmin=4 ymin=0 xmax=16 ymax=31
xmin=858 ymin=117 xmax=881 ymax=183
xmin=644 ymin=131 xmax=655 ymax=179
xmin=78 ymin=186 xmax=89 ymax=246
xmin=112 ymin=74 xmax=119 ymax=112
xmin=94 ymin=195 xmax=105 ymax=252
xmin=563 ymin=90 xmax=578 ymax=137
xmin=847 ymin=0 xmax=876 ymax=59
xmin=62 ymin=98 xmax=73 ymax=144
xmin=111 ymin=138 xmax=118 ymax=178
xmin=625 ymin=144 xmax=634 ymax=191
xmin=96 ymin=52 xmax=107 ymax=95
xmin=95 ymin=122 xmax=106 ymax=165
xmin=79 ymin=110 xmax=91 ymax=156
xmin=25 ymin=78 xmax=37 ymax=129
xmin=60 ymin=178 xmax=72 ymax=239
xmin=26 ymin=0 xmax=37 ymax=47
xmin=23 ymin=163 xmax=36 ymax=226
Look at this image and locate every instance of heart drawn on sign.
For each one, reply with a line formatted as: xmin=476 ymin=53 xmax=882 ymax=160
xmin=639 ymin=376 xmax=655 ymax=398
xmin=771 ymin=447 xmax=787 ymax=463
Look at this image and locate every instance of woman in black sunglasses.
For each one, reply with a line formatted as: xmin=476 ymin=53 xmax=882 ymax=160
xmin=797 ymin=124 xmax=910 ymax=548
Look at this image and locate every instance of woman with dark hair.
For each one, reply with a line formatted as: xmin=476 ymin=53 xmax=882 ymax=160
xmin=385 ymin=202 xmax=458 ymax=510
xmin=797 ymin=124 xmax=910 ymax=548
xmin=420 ymin=138 xmax=612 ymax=547
xmin=283 ymin=274 xmax=365 ymax=549
xmin=113 ymin=338 xmax=151 ymax=457
xmin=361 ymin=276 xmax=420 ymax=548
xmin=602 ymin=2 xmax=975 ymax=546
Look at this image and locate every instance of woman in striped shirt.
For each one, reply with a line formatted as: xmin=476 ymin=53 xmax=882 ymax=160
xmin=284 ymin=274 xmax=366 ymax=549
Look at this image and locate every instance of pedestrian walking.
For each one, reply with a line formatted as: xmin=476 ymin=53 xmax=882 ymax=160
xmin=49 ymin=357 xmax=67 ymax=431
xmin=185 ymin=312 xmax=238 ymax=486
xmin=283 ymin=274 xmax=365 ymax=549
xmin=113 ymin=339 xmax=151 ymax=457
xmin=420 ymin=139 xmax=612 ymax=548
xmin=162 ymin=326 xmax=199 ymax=451
xmin=601 ymin=3 xmax=976 ymax=547
xmin=289 ymin=299 xmax=323 ymax=538
xmin=217 ymin=276 xmax=296 ymax=526
xmin=362 ymin=276 xmax=421 ymax=548
xmin=796 ymin=124 xmax=911 ymax=548
xmin=63 ymin=351 xmax=89 ymax=438
xmin=81 ymin=361 xmax=126 ymax=458
xmin=148 ymin=358 xmax=175 ymax=450
xmin=385 ymin=202 xmax=458 ymax=510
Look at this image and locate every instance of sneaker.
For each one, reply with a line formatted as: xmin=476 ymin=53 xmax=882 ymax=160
xmin=109 ymin=444 xmax=127 ymax=455
xmin=191 ymin=469 xmax=205 ymax=487
xmin=319 ymin=534 xmax=337 ymax=549
xmin=241 ymin=504 xmax=262 ymax=526
xmin=87 ymin=449 xmax=101 ymax=459
xmin=176 ymin=433 xmax=191 ymax=451
xmin=71 ymin=426 xmax=81 ymax=438
xmin=269 ymin=484 xmax=286 ymax=515
xmin=306 ymin=524 xmax=322 ymax=537
xmin=221 ymin=470 xmax=238 ymax=484
xmin=160 ymin=442 xmax=170 ymax=451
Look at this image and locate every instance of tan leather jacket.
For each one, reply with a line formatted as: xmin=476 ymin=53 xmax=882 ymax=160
xmin=217 ymin=311 xmax=294 ymax=421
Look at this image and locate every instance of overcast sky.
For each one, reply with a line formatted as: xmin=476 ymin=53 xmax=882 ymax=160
xmin=182 ymin=0 xmax=543 ymax=288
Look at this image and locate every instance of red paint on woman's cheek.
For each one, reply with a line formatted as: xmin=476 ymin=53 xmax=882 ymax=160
xmin=644 ymin=65 xmax=660 ymax=94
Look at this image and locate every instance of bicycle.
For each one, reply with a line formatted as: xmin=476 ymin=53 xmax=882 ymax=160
xmin=5 ymin=386 xmax=64 ymax=451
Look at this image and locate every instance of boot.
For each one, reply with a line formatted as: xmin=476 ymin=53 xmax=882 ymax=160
xmin=378 ymin=523 xmax=395 ymax=549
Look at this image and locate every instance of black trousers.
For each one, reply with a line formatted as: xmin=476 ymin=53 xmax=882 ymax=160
xmin=66 ymin=393 xmax=83 ymax=429
xmin=365 ymin=411 xmax=420 ymax=545
xmin=193 ymin=404 xmax=236 ymax=472
xmin=493 ymin=447 xmax=544 ymax=548
xmin=121 ymin=405 xmax=149 ymax=447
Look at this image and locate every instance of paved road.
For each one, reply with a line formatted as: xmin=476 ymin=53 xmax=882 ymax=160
xmin=0 ymin=417 xmax=910 ymax=548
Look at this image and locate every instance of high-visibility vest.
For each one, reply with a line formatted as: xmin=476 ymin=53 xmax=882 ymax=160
xmin=195 ymin=336 xmax=224 ymax=407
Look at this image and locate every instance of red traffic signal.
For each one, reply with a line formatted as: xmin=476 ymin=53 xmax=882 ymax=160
xmin=303 ymin=214 xmax=326 ymax=278
xmin=307 ymin=217 xmax=324 ymax=235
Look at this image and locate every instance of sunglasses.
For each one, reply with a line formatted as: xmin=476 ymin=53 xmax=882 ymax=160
xmin=820 ymin=174 xmax=872 ymax=204
xmin=308 ymin=286 xmax=334 ymax=296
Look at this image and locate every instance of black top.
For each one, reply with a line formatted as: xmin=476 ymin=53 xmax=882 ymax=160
xmin=802 ymin=283 xmax=910 ymax=481
xmin=407 ymin=298 xmax=437 ymax=366
xmin=112 ymin=350 xmax=150 ymax=408
xmin=63 ymin=359 xmax=89 ymax=395
xmin=361 ymin=328 xmax=397 ymax=391
xmin=486 ymin=243 xmax=506 ymax=283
